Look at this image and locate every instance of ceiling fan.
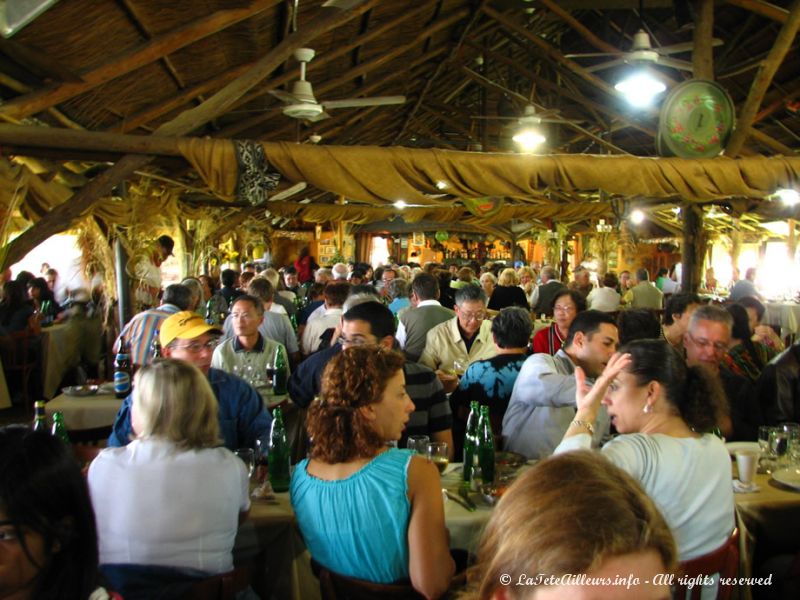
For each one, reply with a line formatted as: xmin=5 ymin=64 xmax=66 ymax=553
xmin=565 ymin=29 xmax=723 ymax=74
xmin=269 ymin=48 xmax=407 ymax=122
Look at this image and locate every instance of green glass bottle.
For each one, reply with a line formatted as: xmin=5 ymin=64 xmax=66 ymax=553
xmin=51 ymin=411 xmax=70 ymax=444
xmin=205 ymin=298 xmax=215 ymax=325
xmin=272 ymin=345 xmax=288 ymax=395
xmin=268 ymin=407 xmax=291 ymax=493
xmin=462 ymin=400 xmax=480 ymax=482
xmin=477 ymin=405 xmax=495 ymax=485
xmin=32 ymin=401 xmax=48 ymax=432
xmin=289 ymin=312 xmax=298 ymax=333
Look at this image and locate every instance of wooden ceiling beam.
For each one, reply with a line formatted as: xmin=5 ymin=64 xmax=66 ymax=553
xmin=538 ymin=0 xmax=619 ymax=55
xmin=726 ymin=0 xmax=800 ymax=156
xmin=1 ymin=0 xmax=377 ymax=269
xmin=693 ymin=0 xmax=715 ymax=80
xmin=724 ymin=0 xmax=790 ymax=24
xmin=0 ymin=0 xmax=281 ymax=121
xmin=218 ymin=11 xmax=460 ymax=140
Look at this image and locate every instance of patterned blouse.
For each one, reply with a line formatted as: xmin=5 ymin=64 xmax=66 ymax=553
xmin=721 ymin=341 xmax=776 ymax=383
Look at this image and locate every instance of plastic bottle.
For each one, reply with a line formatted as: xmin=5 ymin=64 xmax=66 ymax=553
xmin=268 ymin=407 xmax=291 ymax=492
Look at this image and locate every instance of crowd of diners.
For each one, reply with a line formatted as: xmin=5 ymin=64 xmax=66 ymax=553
xmin=3 ymin=248 xmax=799 ymax=600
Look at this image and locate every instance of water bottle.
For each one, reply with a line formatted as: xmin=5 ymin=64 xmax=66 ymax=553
xmin=477 ymin=405 xmax=495 ymax=485
xmin=51 ymin=411 xmax=70 ymax=444
xmin=268 ymin=407 xmax=291 ymax=493
xmin=462 ymin=401 xmax=480 ymax=482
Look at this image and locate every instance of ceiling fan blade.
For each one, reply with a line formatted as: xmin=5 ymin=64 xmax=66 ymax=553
xmin=269 ymin=182 xmax=308 ymax=201
xmin=306 ymin=111 xmax=331 ymax=122
xmin=564 ymin=51 xmax=622 ymax=59
xmin=470 ymin=115 xmax=519 ymax=121
xmin=584 ymin=58 xmax=626 ymax=73
xmin=656 ymin=56 xmax=694 ymax=72
xmin=659 ymin=38 xmax=724 ymax=55
xmin=322 ymin=0 xmax=368 ymax=9
xmin=321 ymin=96 xmax=407 ymax=109
xmin=269 ymin=89 xmax=300 ymax=104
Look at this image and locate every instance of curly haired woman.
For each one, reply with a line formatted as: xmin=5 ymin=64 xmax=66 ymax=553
xmin=290 ymin=346 xmax=455 ymax=599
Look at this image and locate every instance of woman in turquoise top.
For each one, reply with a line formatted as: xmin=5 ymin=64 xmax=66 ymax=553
xmin=290 ymin=346 xmax=454 ymax=599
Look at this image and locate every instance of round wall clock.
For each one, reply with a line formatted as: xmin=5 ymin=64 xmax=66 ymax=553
xmin=657 ymin=79 xmax=735 ymax=158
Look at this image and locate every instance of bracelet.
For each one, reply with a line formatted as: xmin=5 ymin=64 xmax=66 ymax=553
xmin=570 ymin=419 xmax=594 ymax=435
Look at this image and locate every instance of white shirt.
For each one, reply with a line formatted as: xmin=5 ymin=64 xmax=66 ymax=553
xmin=301 ymin=306 xmax=342 ymax=355
xmin=88 ymin=438 xmax=250 ymax=574
xmin=586 ymin=286 xmax=621 ymax=312
xmin=306 ymin=303 xmax=327 ymax=323
xmin=396 ymin=299 xmax=441 ymax=348
xmin=269 ymin=303 xmax=287 ymax=315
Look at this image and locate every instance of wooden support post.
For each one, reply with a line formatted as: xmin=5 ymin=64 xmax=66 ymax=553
xmin=681 ymin=204 xmax=705 ymax=293
xmin=693 ymin=0 xmax=715 ymax=80
xmin=115 ymin=236 xmax=132 ymax=329
xmin=730 ymin=220 xmax=742 ymax=275
xmin=789 ymin=219 xmax=797 ymax=260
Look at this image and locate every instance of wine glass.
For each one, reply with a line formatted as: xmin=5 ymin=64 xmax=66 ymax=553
xmin=406 ymin=435 xmax=430 ymax=454
xmin=427 ymin=442 xmax=449 ymax=475
xmin=234 ymin=448 xmax=255 ymax=480
xmin=769 ymin=429 xmax=790 ymax=466
xmin=452 ymin=360 xmax=466 ymax=378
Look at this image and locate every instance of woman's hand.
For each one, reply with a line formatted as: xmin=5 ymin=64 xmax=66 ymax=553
xmin=574 ymin=352 xmax=631 ymax=415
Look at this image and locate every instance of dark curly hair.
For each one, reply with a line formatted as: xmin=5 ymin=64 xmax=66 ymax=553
xmin=308 ymin=346 xmax=406 ymax=463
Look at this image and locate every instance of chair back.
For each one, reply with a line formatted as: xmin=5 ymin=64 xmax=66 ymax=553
xmin=311 ymin=559 xmax=425 ymax=600
xmin=181 ymin=567 xmax=250 ymax=600
xmin=0 ymin=327 xmax=41 ymax=411
xmin=675 ymin=529 xmax=739 ymax=600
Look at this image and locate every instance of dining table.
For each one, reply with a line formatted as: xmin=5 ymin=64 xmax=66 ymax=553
xmin=45 ymin=390 xmax=121 ymax=430
xmin=41 ymin=315 xmax=103 ymax=399
xmin=763 ymin=302 xmax=800 ymax=341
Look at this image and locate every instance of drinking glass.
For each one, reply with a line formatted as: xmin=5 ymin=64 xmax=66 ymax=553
xmin=234 ymin=448 xmax=255 ymax=479
xmin=452 ymin=360 xmax=466 ymax=377
xmin=254 ymin=440 xmax=269 ymax=483
xmin=427 ymin=442 xmax=449 ymax=475
xmin=769 ymin=429 xmax=790 ymax=466
xmin=781 ymin=422 xmax=800 ymax=464
xmin=406 ymin=435 xmax=430 ymax=454
xmin=758 ymin=426 xmax=778 ymax=473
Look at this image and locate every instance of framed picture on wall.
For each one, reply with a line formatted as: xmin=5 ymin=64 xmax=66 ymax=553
xmin=412 ymin=232 xmax=425 ymax=246
xmin=321 ymin=245 xmax=337 ymax=257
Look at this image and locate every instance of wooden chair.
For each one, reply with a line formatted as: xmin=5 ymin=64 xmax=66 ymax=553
xmin=0 ymin=327 xmax=41 ymax=413
xmin=675 ymin=529 xmax=740 ymax=600
xmin=312 ymin=559 xmax=425 ymax=600
xmin=180 ymin=566 xmax=250 ymax=600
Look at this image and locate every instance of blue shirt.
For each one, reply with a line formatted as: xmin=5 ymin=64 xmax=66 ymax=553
xmin=108 ymin=367 xmax=271 ymax=450
xmin=290 ymin=449 xmax=413 ymax=583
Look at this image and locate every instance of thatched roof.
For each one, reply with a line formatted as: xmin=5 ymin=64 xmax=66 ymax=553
xmin=0 ymin=0 xmax=799 ymax=265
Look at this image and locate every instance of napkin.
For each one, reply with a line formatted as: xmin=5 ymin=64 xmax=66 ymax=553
xmin=732 ymin=479 xmax=759 ymax=493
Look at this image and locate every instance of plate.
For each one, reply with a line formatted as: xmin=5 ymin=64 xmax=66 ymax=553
xmin=772 ymin=467 xmax=800 ymax=490
xmin=62 ymin=385 xmax=98 ymax=397
xmin=97 ymin=382 xmax=116 ymax=395
xmin=725 ymin=442 xmax=760 ymax=457
xmin=495 ymin=451 xmax=526 ymax=468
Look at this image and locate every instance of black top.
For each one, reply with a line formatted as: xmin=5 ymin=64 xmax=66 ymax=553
xmin=488 ymin=285 xmax=529 ymax=310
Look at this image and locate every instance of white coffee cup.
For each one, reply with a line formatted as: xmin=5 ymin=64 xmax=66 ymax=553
xmin=736 ymin=450 xmax=759 ymax=485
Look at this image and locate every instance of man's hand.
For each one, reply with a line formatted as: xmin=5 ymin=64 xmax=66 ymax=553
xmin=435 ymin=370 xmax=459 ymax=394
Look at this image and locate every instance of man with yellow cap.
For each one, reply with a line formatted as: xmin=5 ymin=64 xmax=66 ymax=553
xmin=108 ymin=311 xmax=271 ymax=450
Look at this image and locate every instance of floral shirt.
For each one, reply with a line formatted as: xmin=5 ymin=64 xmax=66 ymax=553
xmin=721 ymin=341 xmax=776 ymax=383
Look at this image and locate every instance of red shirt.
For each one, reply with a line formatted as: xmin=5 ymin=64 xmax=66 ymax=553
xmin=532 ymin=324 xmax=565 ymax=355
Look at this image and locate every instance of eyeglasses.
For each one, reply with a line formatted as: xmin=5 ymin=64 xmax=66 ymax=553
xmin=172 ymin=339 xmax=219 ymax=353
xmin=337 ymin=335 xmax=374 ymax=347
xmin=230 ymin=312 xmax=256 ymax=320
xmin=458 ymin=311 xmax=486 ymax=322
xmin=686 ymin=331 xmax=728 ymax=353
xmin=554 ymin=304 xmax=576 ymax=313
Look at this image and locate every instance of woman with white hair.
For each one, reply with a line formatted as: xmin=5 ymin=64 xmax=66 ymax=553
xmin=88 ymin=360 xmax=249 ymax=596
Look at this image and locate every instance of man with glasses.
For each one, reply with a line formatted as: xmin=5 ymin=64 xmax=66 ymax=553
xmin=288 ymin=300 xmax=454 ymax=455
xmin=684 ymin=305 xmax=760 ymax=440
xmin=212 ymin=295 xmax=289 ymax=404
xmin=108 ymin=311 xmax=271 ymax=450
xmin=419 ymin=285 xmax=497 ymax=393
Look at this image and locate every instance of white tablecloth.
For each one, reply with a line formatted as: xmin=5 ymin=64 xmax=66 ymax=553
xmin=45 ymin=392 xmax=121 ymax=430
xmin=763 ymin=303 xmax=800 ymax=337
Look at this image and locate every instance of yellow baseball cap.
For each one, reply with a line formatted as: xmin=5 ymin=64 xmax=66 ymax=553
xmin=160 ymin=311 xmax=222 ymax=347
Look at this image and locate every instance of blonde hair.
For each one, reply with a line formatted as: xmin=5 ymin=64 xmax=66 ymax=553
xmin=498 ymin=268 xmax=519 ymax=286
xmin=133 ymin=359 xmax=221 ymax=449
xmin=462 ymin=451 xmax=677 ymax=599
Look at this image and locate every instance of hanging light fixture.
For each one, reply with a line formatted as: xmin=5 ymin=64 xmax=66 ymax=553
xmin=615 ymin=2 xmax=667 ymax=108
xmin=775 ymin=188 xmax=800 ymax=207
xmin=512 ymin=105 xmax=547 ymax=152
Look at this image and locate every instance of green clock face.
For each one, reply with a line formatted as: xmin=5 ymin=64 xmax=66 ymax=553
xmin=657 ymin=79 xmax=735 ymax=158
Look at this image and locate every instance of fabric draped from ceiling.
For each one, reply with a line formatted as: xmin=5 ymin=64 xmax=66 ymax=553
xmin=177 ymin=138 xmax=800 ymax=207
